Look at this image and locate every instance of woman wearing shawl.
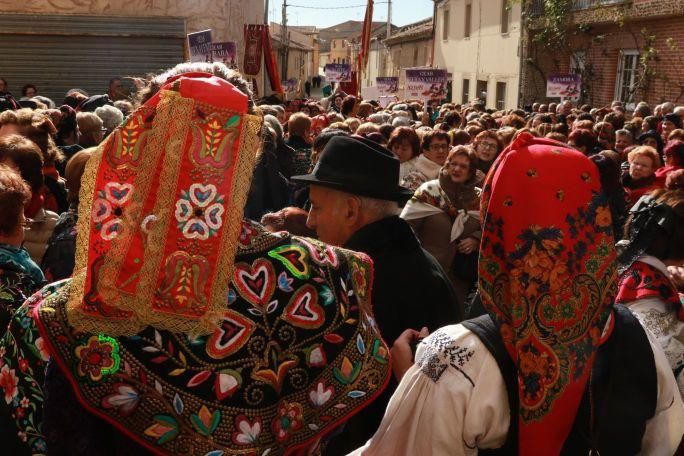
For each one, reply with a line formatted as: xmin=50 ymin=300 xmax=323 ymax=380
xmin=616 ymin=189 xmax=684 ymax=397
xmin=352 ymin=133 xmax=684 ymax=455
xmin=0 ymin=63 xmax=390 ymax=455
xmin=401 ymin=145 xmax=481 ymax=306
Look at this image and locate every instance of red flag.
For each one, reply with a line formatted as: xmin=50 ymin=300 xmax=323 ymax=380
xmin=243 ymin=24 xmax=264 ymax=75
xmin=263 ymin=26 xmax=283 ymax=94
xmin=357 ymin=0 xmax=374 ymax=76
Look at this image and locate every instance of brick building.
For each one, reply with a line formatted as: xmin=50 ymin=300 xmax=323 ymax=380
xmin=521 ymin=0 xmax=684 ymax=108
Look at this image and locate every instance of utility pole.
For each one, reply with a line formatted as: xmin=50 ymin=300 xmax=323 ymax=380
xmin=386 ymin=0 xmax=392 ymax=39
xmin=281 ymin=0 xmax=289 ymax=81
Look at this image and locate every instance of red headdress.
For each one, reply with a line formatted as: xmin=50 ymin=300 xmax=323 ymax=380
xmin=478 ymin=133 xmax=616 ymax=454
xmin=67 ymin=73 xmax=263 ymax=335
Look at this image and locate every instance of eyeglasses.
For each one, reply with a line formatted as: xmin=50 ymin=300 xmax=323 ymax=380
xmin=478 ymin=142 xmax=498 ymax=151
xmin=429 ymin=143 xmax=449 ymax=151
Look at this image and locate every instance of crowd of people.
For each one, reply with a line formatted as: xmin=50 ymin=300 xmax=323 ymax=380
xmin=0 ymin=62 xmax=682 ymax=455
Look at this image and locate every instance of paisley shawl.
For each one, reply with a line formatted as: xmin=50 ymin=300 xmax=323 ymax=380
xmin=477 ymin=133 xmax=616 ymax=455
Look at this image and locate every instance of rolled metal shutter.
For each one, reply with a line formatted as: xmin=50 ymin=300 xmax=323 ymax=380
xmin=0 ymin=14 xmax=186 ymax=103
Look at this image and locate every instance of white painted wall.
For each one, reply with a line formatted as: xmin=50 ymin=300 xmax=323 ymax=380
xmin=434 ymin=0 xmax=522 ymax=109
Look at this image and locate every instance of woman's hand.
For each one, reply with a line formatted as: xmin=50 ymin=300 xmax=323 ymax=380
xmin=391 ymin=327 xmax=429 ymax=382
xmin=457 ymin=237 xmax=479 ymax=255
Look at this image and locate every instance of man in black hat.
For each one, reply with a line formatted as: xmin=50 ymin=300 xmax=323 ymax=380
xmin=291 ymin=135 xmax=462 ymax=454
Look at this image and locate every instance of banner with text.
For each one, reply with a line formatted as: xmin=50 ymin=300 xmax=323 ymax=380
xmin=376 ymin=77 xmax=399 ymax=95
xmin=546 ymin=74 xmax=581 ymax=100
xmin=212 ymin=41 xmax=238 ymax=68
xmin=188 ymin=29 xmax=213 ymax=62
xmin=283 ymin=79 xmax=298 ymax=93
xmin=325 ymin=64 xmax=352 ymax=82
xmin=404 ymin=69 xmax=448 ymax=101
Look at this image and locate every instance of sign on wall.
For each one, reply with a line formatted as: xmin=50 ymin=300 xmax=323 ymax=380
xmin=187 ymin=29 xmax=213 ymax=62
xmin=546 ymin=74 xmax=581 ymax=100
xmin=212 ymin=41 xmax=238 ymax=68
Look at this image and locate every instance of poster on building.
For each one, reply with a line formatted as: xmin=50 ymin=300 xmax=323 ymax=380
xmin=283 ymin=79 xmax=298 ymax=93
xmin=187 ymin=29 xmax=213 ymax=63
xmin=212 ymin=41 xmax=238 ymax=68
xmin=546 ymin=74 xmax=581 ymax=100
xmin=404 ymin=69 xmax=448 ymax=101
xmin=376 ymin=77 xmax=399 ymax=95
xmin=325 ymin=64 xmax=352 ymax=82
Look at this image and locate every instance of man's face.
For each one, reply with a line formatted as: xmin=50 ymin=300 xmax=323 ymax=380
xmin=306 ymin=186 xmax=354 ymax=246
xmin=615 ymin=133 xmax=632 ymax=153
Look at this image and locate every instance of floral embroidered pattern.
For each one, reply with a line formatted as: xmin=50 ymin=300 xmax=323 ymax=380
xmin=174 ymin=183 xmax=225 ymax=240
xmin=74 ymin=335 xmax=121 ymax=381
xmin=29 ymin=228 xmax=389 ymax=455
xmin=91 ymin=182 xmax=134 ymax=241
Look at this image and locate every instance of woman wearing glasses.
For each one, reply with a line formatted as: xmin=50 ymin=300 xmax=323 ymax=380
xmin=401 ymin=130 xmax=451 ymax=191
xmin=401 ymin=145 xmax=481 ymax=306
xmin=471 ymin=130 xmax=503 ymax=184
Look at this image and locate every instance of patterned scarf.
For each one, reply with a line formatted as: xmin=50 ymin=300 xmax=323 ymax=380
xmin=478 ymin=133 xmax=616 ymax=454
xmin=617 ymin=259 xmax=684 ymax=321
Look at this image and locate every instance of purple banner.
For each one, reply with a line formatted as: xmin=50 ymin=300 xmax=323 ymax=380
xmin=404 ymin=69 xmax=448 ymax=100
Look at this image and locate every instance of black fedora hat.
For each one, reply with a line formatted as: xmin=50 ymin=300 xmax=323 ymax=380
xmin=291 ymin=135 xmax=414 ymax=202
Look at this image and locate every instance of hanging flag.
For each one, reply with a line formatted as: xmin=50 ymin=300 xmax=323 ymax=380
xmin=243 ymin=24 xmax=264 ymax=75
xmin=263 ymin=25 xmax=283 ymax=94
xmin=357 ymin=0 xmax=374 ymax=76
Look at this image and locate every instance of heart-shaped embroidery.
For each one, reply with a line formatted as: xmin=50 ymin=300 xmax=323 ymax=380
xmin=233 ymin=258 xmax=276 ymax=307
xmin=175 ymin=199 xmax=192 ymax=222
xmin=205 ymin=204 xmax=224 ymax=230
xmin=104 ymin=182 xmax=134 ymax=204
xmin=206 ymin=310 xmax=256 ymax=359
xmin=189 ymin=183 xmax=217 ymax=208
xmin=300 ymin=238 xmax=339 ymax=268
xmin=184 ymin=220 xmax=209 ymax=240
xmin=268 ymin=244 xmax=310 ymax=279
xmin=283 ymin=284 xmax=325 ymax=329
xmin=92 ymin=198 xmax=112 ymax=222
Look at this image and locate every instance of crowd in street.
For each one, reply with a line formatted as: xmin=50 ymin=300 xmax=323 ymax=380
xmin=0 ymin=62 xmax=682 ymax=455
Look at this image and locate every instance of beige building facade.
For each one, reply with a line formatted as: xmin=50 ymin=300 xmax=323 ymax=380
xmin=0 ymin=1 xmax=264 ymax=100
xmin=434 ymin=0 xmax=521 ymax=109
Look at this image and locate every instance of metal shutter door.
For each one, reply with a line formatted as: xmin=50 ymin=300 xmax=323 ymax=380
xmin=0 ymin=14 xmax=186 ymax=102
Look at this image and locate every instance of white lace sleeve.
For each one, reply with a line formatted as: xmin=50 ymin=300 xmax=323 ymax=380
xmin=348 ymin=324 xmax=510 ymax=456
xmin=639 ymin=327 xmax=684 ymax=456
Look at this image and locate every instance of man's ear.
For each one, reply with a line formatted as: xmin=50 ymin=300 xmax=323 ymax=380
xmin=344 ymin=195 xmax=363 ymax=227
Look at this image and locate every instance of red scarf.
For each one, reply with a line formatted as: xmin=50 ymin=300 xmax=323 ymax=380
xmin=617 ymin=260 xmax=684 ymax=321
xmin=478 ymin=133 xmax=616 ymax=454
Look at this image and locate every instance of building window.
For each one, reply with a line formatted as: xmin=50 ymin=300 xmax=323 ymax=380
xmin=615 ymin=50 xmax=639 ymax=105
xmin=496 ymin=82 xmax=506 ymax=110
xmin=465 ymin=3 xmax=472 ymax=38
xmin=501 ymin=0 xmax=511 ymax=34
xmin=413 ymin=48 xmax=419 ymax=66
xmin=477 ymin=79 xmax=488 ymax=101
xmin=442 ymin=8 xmax=450 ymax=41
xmin=462 ymin=78 xmax=470 ymax=104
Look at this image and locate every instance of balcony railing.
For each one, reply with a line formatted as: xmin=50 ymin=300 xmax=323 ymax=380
xmin=529 ymin=0 xmax=626 ymax=16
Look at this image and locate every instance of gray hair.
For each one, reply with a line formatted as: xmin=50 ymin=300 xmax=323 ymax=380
xmin=615 ymin=129 xmax=633 ymax=139
xmin=95 ymin=105 xmax=124 ymax=132
xmin=263 ymin=114 xmax=283 ymax=141
xmin=358 ymin=196 xmax=399 ymax=219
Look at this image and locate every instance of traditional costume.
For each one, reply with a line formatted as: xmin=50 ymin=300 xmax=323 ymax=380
xmin=0 ymin=72 xmax=390 ymax=455
xmin=351 ymin=133 xmax=684 ymax=455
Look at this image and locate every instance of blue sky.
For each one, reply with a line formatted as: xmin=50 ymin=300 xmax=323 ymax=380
xmin=269 ymin=0 xmax=434 ymax=28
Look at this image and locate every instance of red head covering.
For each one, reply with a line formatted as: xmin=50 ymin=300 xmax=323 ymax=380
xmin=478 ymin=133 xmax=616 ymax=454
xmin=67 ymin=73 xmax=263 ymax=335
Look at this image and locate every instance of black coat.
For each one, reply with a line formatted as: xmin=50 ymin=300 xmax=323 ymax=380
xmin=326 ymin=216 xmax=461 ymax=455
xmin=344 ymin=215 xmax=462 ymax=343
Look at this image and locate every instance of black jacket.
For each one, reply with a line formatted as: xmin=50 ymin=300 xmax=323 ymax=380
xmin=327 ymin=216 xmax=461 ymax=455
xmin=344 ymin=215 xmax=462 ymax=343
